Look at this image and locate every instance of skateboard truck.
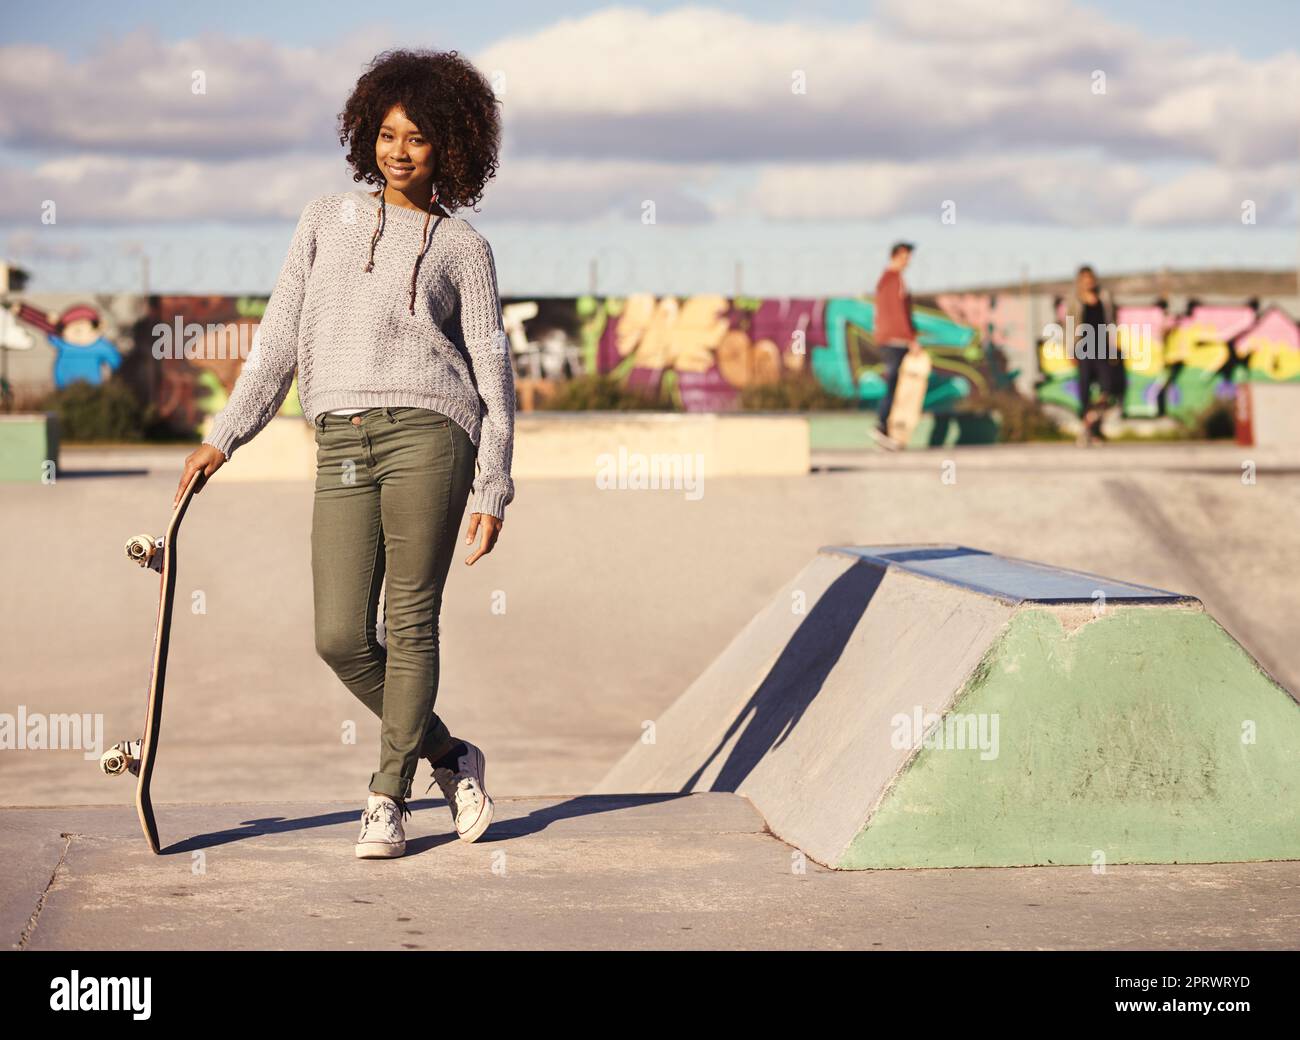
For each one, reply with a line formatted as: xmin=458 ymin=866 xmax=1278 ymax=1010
xmin=104 ymin=539 xmax=164 ymax=778
xmin=100 ymin=739 xmax=143 ymax=777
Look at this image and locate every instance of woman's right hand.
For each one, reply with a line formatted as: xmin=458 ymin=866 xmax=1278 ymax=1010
xmin=175 ymin=444 xmax=227 ymax=507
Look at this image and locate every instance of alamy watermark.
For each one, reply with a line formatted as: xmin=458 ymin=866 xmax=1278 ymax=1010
xmin=1041 ymin=318 xmax=1153 ymax=368
xmin=595 ymin=447 xmax=704 ymax=500
xmin=151 ymin=317 xmax=257 ymax=360
xmin=0 ymin=706 xmax=104 ymax=760
xmin=50 ymin=972 xmax=150 ymax=1020
xmin=891 ymin=706 xmax=1000 ymax=761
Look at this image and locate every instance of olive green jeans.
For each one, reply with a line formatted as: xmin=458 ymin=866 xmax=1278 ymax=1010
xmin=311 ymin=406 xmax=477 ymax=801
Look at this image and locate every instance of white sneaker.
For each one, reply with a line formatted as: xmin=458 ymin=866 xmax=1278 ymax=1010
xmin=355 ymin=793 xmax=408 ymax=858
xmin=427 ymin=740 xmax=494 ymax=843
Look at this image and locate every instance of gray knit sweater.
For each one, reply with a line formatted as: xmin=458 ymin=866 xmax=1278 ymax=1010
xmin=203 ymin=189 xmax=516 ymax=519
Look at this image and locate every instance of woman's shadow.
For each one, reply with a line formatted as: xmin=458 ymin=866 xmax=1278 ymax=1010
xmin=166 ymin=792 xmax=687 ymax=856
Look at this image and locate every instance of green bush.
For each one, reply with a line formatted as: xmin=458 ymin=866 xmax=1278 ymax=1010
xmin=537 ymin=373 xmax=675 ymax=411
xmin=738 ymin=374 xmax=855 ymax=412
xmin=970 ymin=388 xmax=1068 ymax=443
xmin=1191 ymin=395 xmax=1236 ymax=440
xmin=38 ymin=378 xmax=148 ymax=442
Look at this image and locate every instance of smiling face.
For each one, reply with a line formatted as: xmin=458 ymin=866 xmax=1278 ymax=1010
xmin=62 ymin=318 xmax=98 ymax=345
xmin=375 ymin=105 xmax=436 ymax=196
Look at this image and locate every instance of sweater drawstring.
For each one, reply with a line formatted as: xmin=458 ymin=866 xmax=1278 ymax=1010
xmin=363 ymin=186 xmax=443 ymax=315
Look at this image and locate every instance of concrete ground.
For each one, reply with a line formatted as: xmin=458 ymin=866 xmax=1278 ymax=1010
xmin=8 ymin=794 xmax=1299 ymax=950
xmin=3 ymin=438 xmax=1298 ymax=949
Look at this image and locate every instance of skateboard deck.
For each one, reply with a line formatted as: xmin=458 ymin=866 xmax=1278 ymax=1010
xmin=102 ymin=470 xmax=206 ymax=853
xmin=886 ymin=349 xmax=932 ymax=447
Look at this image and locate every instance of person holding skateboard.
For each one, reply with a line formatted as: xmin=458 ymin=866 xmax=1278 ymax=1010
xmin=174 ymin=48 xmax=515 ymax=859
xmin=871 ymin=241 xmax=924 ymax=450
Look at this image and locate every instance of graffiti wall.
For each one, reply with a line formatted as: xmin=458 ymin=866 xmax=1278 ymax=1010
xmin=4 ymin=290 xmax=1296 ymax=430
xmin=1039 ymin=303 xmax=1300 ymax=419
xmin=2 ymin=291 xmax=1004 ymax=428
xmin=584 ymin=293 xmax=1005 ymax=412
xmin=3 ymin=294 xmax=302 ymax=433
xmin=935 ymin=293 xmax=1300 ymax=420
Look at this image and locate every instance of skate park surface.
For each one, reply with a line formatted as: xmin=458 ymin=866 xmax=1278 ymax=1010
xmin=4 ymin=439 xmax=1300 ymax=949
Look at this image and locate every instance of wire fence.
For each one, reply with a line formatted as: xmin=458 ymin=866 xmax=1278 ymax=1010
xmin=7 ymin=238 xmax=1296 ymax=299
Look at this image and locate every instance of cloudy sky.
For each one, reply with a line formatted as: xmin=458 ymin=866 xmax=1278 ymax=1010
xmin=2 ymin=0 xmax=1297 ymax=295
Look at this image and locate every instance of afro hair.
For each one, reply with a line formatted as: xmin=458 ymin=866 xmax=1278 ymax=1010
xmin=338 ymin=48 xmax=501 ymax=214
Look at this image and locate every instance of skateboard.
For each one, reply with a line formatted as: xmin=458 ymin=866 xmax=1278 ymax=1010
xmin=886 ymin=349 xmax=932 ymax=447
xmin=100 ymin=469 xmax=206 ymax=853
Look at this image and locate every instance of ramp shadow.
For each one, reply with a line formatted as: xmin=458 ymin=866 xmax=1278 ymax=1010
xmin=56 ymin=468 xmax=152 ymax=479
xmin=683 ymin=560 xmax=884 ymax=793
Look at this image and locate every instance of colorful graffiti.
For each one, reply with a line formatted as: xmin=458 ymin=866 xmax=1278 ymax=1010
xmin=3 ymin=294 xmax=296 ymax=433
xmin=1035 ymin=302 xmax=1300 ymax=419
xmin=934 ymin=293 xmax=1300 ymax=420
xmin=7 ymin=290 xmax=1297 ymax=431
xmin=139 ymin=295 xmax=306 ymax=433
xmin=583 ymin=293 xmax=1004 ymax=412
xmin=8 ymin=301 xmax=121 ymax=389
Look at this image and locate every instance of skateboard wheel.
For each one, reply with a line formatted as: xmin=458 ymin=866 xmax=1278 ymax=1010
xmin=124 ymin=534 xmax=157 ymax=567
xmin=101 ymin=740 xmax=141 ymax=777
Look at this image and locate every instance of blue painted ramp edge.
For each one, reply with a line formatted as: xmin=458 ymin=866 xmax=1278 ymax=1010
xmin=821 ymin=544 xmax=1195 ymax=605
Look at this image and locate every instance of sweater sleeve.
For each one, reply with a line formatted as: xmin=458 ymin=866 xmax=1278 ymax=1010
xmin=203 ymin=198 xmax=319 ymax=459
xmin=452 ymin=233 xmax=516 ymax=520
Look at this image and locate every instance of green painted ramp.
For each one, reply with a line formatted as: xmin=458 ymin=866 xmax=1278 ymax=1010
xmin=842 ymin=605 xmax=1300 ymax=868
xmin=595 ymin=545 xmax=1300 ymax=869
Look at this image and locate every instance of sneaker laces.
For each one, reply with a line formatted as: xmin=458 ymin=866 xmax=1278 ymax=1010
xmin=455 ymin=776 xmax=482 ymax=813
xmin=426 ymin=770 xmax=480 ymax=815
xmin=364 ymin=797 xmax=410 ymax=832
xmin=427 ymin=767 xmax=457 ymax=799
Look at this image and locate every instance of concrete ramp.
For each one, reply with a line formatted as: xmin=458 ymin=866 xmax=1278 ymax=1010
xmin=595 ymin=545 xmax=1300 ymax=869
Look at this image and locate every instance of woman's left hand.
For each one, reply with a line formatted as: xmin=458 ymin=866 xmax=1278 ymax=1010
xmin=464 ymin=512 xmax=502 ymax=565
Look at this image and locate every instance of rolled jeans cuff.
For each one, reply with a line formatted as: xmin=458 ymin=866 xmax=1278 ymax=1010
xmin=369 ymin=771 xmax=413 ymax=800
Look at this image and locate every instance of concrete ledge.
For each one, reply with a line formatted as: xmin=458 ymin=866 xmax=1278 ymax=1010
xmin=515 ymin=412 xmax=809 ymax=477
xmin=199 ymin=415 xmax=315 ymax=481
xmin=0 ymin=412 xmax=59 ymax=482
xmin=209 ymin=411 xmax=812 ymax=481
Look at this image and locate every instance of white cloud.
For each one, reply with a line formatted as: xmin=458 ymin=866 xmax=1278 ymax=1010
xmin=0 ymin=151 xmax=722 ymax=225
xmin=0 ymin=4 xmax=1294 ymax=229
xmin=738 ymin=155 xmax=1153 ymax=225
xmin=475 ymin=2 xmax=1298 ymax=168
xmin=0 ymin=25 xmax=392 ymax=158
xmin=1142 ymin=56 xmax=1300 ymax=166
xmin=875 ymin=0 xmax=1075 ymax=40
xmin=1129 ymin=163 xmax=1299 ymax=225
xmin=0 ymin=154 xmax=350 ymax=224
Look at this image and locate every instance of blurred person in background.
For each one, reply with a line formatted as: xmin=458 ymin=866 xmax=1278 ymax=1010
xmin=870 ymin=241 xmax=923 ymax=450
xmin=1064 ymin=264 xmax=1124 ymax=446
